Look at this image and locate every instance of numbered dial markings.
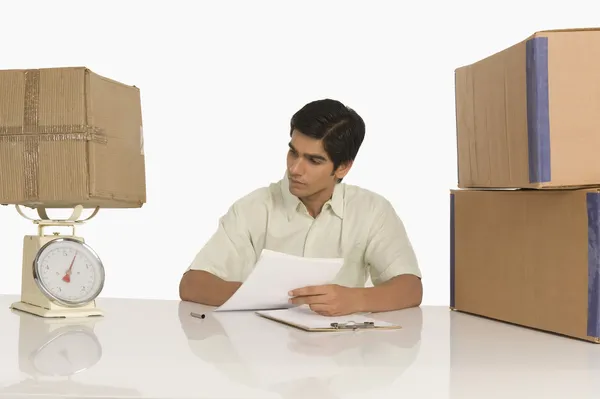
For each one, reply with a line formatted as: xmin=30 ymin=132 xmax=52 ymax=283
xmin=34 ymin=239 xmax=105 ymax=306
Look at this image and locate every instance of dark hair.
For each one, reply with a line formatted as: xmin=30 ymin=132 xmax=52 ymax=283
xmin=290 ymin=99 xmax=365 ymax=182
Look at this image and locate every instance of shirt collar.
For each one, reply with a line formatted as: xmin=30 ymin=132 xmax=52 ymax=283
xmin=280 ymin=171 xmax=344 ymax=219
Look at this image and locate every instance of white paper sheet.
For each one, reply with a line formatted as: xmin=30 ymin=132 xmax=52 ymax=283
xmin=215 ymin=249 xmax=344 ymax=312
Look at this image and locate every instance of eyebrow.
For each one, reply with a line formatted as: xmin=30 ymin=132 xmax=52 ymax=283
xmin=288 ymin=143 xmax=328 ymax=162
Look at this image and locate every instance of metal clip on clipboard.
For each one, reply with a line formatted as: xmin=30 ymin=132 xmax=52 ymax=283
xmin=330 ymin=321 xmax=376 ymax=330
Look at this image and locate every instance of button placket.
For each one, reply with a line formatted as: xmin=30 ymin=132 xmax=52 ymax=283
xmin=302 ymin=216 xmax=317 ymax=256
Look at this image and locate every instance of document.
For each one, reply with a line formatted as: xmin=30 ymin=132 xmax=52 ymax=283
xmin=256 ymin=305 xmax=400 ymax=331
xmin=215 ymin=249 xmax=344 ymax=312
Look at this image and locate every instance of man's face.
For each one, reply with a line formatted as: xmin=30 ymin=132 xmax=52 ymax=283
xmin=286 ymin=130 xmax=350 ymax=199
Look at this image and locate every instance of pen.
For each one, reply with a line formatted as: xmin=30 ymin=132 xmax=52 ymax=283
xmin=190 ymin=312 xmax=206 ymax=319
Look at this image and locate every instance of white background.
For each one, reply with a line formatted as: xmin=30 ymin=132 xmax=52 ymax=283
xmin=0 ymin=0 xmax=598 ymax=305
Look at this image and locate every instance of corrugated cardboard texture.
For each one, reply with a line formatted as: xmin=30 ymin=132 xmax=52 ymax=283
xmin=0 ymin=67 xmax=146 ymax=208
xmin=450 ymin=188 xmax=600 ymax=343
xmin=455 ymin=28 xmax=600 ymax=189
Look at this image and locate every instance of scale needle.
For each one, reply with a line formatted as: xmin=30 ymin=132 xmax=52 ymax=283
xmin=62 ymin=253 xmax=77 ymax=283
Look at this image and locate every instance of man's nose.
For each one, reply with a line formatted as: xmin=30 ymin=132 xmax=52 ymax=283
xmin=289 ymin=158 xmax=305 ymax=174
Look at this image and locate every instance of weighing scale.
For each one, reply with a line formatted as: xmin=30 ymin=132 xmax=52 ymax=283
xmin=10 ymin=204 xmax=106 ymax=318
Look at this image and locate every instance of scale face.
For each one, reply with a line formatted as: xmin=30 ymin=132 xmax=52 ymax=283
xmin=33 ymin=238 xmax=105 ymax=308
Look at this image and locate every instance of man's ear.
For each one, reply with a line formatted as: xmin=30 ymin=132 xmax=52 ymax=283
xmin=333 ymin=160 xmax=353 ymax=180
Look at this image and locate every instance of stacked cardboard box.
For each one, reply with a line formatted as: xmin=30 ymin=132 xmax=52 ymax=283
xmin=0 ymin=67 xmax=146 ymax=209
xmin=451 ymin=28 xmax=600 ymax=342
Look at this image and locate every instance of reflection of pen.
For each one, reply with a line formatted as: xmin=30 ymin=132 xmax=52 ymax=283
xmin=190 ymin=312 xmax=206 ymax=319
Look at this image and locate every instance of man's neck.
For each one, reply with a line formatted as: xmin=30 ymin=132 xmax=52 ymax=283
xmin=300 ymin=185 xmax=335 ymax=218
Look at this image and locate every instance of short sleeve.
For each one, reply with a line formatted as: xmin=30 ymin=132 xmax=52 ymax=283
xmin=186 ymin=201 xmax=258 ymax=282
xmin=364 ymin=200 xmax=421 ymax=285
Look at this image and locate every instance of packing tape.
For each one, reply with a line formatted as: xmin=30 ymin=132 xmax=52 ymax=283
xmin=0 ymin=129 xmax=107 ymax=140
xmin=587 ymin=192 xmax=600 ymax=339
xmin=526 ymin=37 xmax=551 ymax=184
xmin=0 ymin=69 xmax=106 ymax=202
xmin=22 ymin=69 xmax=39 ymax=201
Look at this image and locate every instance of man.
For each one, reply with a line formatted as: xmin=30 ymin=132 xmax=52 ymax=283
xmin=179 ymin=99 xmax=422 ymax=316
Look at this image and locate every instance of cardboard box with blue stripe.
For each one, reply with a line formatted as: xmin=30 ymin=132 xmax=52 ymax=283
xmin=450 ymin=188 xmax=600 ymax=342
xmin=455 ymin=28 xmax=600 ymax=189
xmin=452 ymin=28 xmax=600 ymax=342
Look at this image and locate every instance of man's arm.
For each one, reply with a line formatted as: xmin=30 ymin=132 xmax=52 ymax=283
xmin=179 ymin=199 xmax=258 ymax=306
xmin=179 ymin=270 xmax=242 ymax=306
xmin=357 ymin=273 xmax=422 ymax=312
xmin=362 ymin=198 xmax=422 ymax=311
xmin=290 ymin=198 xmax=422 ymax=316
xmin=289 ymin=274 xmax=421 ymax=316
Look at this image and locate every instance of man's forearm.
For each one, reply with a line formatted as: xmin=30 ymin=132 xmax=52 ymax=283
xmin=179 ymin=270 xmax=242 ymax=306
xmin=357 ymin=274 xmax=422 ymax=313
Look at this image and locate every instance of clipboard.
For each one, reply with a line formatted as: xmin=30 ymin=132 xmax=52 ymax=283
xmin=255 ymin=307 xmax=402 ymax=332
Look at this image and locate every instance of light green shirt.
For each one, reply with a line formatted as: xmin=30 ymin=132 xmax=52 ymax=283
xmin=187 ymin=173 xmax=421 ymax=287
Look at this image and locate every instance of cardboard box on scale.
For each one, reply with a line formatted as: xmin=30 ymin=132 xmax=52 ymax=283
xmin=0 ymin=67 xmax=146 ymax=209
xmin=455 ymin=28 xmax=600 ymax=189
xmin=450 ymin=188 xmax=600 ymax=343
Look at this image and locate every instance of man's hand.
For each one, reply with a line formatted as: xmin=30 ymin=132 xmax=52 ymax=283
xmin=288 ymin=284 xmax=364 ymax=316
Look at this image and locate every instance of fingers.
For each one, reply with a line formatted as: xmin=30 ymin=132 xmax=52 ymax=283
xmin=289 ymin=285 xmax=331 ymax=297
xmin=308 ymin=304 xmax=344 ymax=317
xmin=289 ymin=293 xmax=330 ymax=306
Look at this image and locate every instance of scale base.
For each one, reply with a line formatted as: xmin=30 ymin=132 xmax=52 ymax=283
xmin=10 ymin=301 xmax=104 ymax=318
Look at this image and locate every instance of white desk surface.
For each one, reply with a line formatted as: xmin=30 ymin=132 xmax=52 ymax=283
xmin=1 ymin=294 xmax=599 ymax=399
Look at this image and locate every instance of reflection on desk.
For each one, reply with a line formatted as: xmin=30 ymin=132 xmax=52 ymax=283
xmin=177 ymin=301 xmax=422 ymax=398
xmin=0 ymin=294 xmax=426 ymax=399
xmin=4 ymin=294 xmax=600 ymax=398
xmin=449 ymin=310 xmax=600 ymax=398
xmin=0 ymin=307 xmax=141 ymax=398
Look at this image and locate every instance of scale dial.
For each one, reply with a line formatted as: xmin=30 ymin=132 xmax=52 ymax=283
xmin=33 ymin=238 xmax=105 ymax=307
